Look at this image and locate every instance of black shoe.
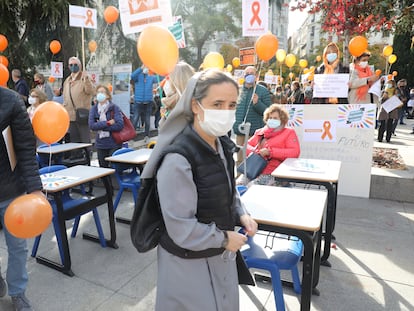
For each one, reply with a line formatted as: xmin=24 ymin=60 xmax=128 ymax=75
xmin=399 ymin=122 xmax=406 ymax=125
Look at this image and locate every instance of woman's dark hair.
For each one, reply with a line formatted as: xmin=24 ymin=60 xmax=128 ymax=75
xmin=193 ymin=70 xmax=239 ymax=101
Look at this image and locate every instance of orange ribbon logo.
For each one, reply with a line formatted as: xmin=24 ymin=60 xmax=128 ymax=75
xmin=85 ymin=10 xmax=94 ymax=26
xmin=250 ymin=1 xmax=262 ymax=26
xmin=321 ymin=121 xmax=333 ymax=140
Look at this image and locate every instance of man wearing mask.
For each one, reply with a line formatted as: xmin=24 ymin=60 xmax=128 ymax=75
xmin=233 ymin=66 xmax=271 ymax=168
xmin=63 ymin=56 xmax=95 ymax=148
xmin=131 ymin=65 xmax=157 ymax=143
xmin=11 ymin=69 xmax=29 ymax=106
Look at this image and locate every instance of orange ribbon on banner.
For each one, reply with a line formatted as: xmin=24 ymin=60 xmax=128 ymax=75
xmin=54 ymin=64 xmax=60 ymax=74
xmin=250 ymin=1 xmax=262 ymax=26
xmin=85 ymin=10 xmax=94 ymax=26
xmin=321 ymin=121 xmax=333 ymax=140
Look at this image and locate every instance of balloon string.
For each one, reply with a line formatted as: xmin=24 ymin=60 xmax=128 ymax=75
xmin=97 ymin=23 xmax=109 ymax=47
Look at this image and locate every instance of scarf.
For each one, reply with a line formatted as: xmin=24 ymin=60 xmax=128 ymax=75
xmin=97 ymin=102 xmax=110 ymax=138
xmin=355 ymin=64 xmax=373 ymax=101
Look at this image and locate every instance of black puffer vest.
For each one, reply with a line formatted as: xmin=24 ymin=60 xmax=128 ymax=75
xmin=159 ymin=125 xmax=237 ymax=258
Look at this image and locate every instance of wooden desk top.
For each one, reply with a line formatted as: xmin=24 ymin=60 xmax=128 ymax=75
xmin=241 ymin=185 xmax=327 ymax=232
xmin=272 ymin=158 xmax=341 ymax=183
xmin=105 ymin=148 xmax=152 ymax=165
xmin=41 ymin=165 xmax=114 ymax=192
xmin=37 ymin=143 xmax=92 ymax=154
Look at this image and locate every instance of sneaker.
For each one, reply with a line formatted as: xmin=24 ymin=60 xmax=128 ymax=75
xmin=0 ymin=274 xmax=6 ymax=298
xmin=11 ymin=293 xmax=33 ymax=311
xmin=143 ymin=136 xmax=149 ymax=143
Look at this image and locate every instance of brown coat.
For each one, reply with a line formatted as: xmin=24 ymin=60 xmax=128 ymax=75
xmin=63 ymin=71 xmax=95 ymax=121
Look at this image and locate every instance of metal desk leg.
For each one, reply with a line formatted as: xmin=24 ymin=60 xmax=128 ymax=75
xmin=36 ymin=193 xmax=75 ymax=277
xmin=82 ymin=175 xmax=118 ymax=249
xmin=321 ymin=182 xmax=335 ymax=267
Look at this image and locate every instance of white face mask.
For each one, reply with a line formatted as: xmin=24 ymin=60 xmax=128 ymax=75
xmin=197 ymin=101 xmax=236 ymax=137
xmin=359 ymin=61 xmax=368 ymax=68
xmin=28 ymin=96 xmax=37 ymax=105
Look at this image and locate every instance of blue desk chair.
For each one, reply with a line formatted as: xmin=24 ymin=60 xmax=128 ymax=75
xmin=37 ymin=143 xmax=63 ymax=168
xmin=241 ymin=232 xmax=303 ymax=311
xmin=31 ymin=165 xmax=106 ymax=262
xmin=112 ymin=148 xmax=141 ymax=212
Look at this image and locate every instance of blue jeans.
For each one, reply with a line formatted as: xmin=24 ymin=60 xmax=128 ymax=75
xmin=0 ymin=197 xmax=28 ymax=296
xmin=132 ymin=102 xmax=152 ymax=136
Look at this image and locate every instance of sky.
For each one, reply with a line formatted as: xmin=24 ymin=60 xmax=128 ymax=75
xmin=288 ymin=3 xmax=309 ymax=37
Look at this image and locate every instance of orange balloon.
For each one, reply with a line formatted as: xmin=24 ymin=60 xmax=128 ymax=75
xmin=107 ymin=83 xmax=113 ymax=92
xmin=203 ymin=52 xmax=225 ymax=70
xmin=348 ymin=36 xmax=368 ymax=57
xmin=88 ymin=40 xmax=97 ymax=53
xmin=49 ymin=40 xmax=61 ymax=55
xmin=0 ymin=34 xmax=8 ymax=52
xmin=392 ymin=70 xmax=398 ymax=77
xmin=316 ymin=55 xmax=321 ymax=62
xmin=5 ymin=193 xmax=52 ymax=238
xmin=255 ymin=33 xmax=279 ymax=61
xmin=232 ymin=57 xmax=240 ymax=68
xmin=137 ymin=25 xmax=179 ymax=76
xmin=387 ymin=74 xmax=393 ymax=80
xmin=0 ymin=63 xmax=9 ymax=85
xmin=32 ymin=101 xmax=70 ymax=144
xmin=104 ymin=6 xmax=119 ymax=24
xmin=375 ymin=69 xmax=382 ymax=76
xmin=48 ymin=76 xmax=55 ymax=83
xmin=0 ymin=55 xmax=8 ymax=67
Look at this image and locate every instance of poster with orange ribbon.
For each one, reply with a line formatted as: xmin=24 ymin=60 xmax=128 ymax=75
xmin=242 ymin=0 xmax=268 ymax=37
xmin=69 ymin=5 xmax=97 ymax=29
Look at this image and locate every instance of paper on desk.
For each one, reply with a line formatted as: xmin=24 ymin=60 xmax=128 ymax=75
xmin=2 ymin=126 xmax=17 ymax=171
xmin=41 ymin=173 xmax=81 ymax=188
xmin=289 ymin=159 xmax=325 ymax=173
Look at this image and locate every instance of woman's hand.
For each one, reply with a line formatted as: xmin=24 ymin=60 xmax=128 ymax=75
xmin=107 ymin=119 xmax=115 ymax=126
xmin=240 ymin=214 xmax=258 ymax=237
xmin=259 ymin=148 xmax=270 ymax=158
xmin=226 ymin=231 xmax=248 ymax=252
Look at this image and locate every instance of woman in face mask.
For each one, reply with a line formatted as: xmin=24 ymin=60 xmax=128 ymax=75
xmin=313 ymin=42 xmax=349 ymax=104
xmin=377 ymin=79 xmax=400 ymax=143
xmin=141 ymin=69 xmax=257 ymax=311
xmin=159 ymin=61 xmax=195 ymax=127
xmin=88 ymin=84 xmax=124 ymax=168
xmin=348 ymin=51 xmax=379 ymax=104
xmin=27 ymin=88 xmax=47 ymax=121
xmin=33 ymin=73 xmax=54 ymax=100
xmin=243 ymin=104 xmax=300 ymax=185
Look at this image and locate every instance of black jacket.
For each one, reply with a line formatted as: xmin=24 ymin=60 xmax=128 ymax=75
xmin=159 ymin=126 xmax=237 ymax=258
xmin=0 ymin=87 xmax=42 ymax=202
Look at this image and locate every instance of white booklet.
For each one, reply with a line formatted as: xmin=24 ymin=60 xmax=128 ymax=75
xmin=2 ymin=126 xmax=17 ymax=171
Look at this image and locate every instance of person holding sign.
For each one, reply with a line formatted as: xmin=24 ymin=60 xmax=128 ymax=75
xmin=377 ymin=79 xmax=401 ymax=143
xmin=348 ymin=51 xmax=379 ymax=104
xmin=313 ymin=42 xmax=349 ymax=104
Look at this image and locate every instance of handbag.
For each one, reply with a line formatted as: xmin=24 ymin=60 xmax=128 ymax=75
xmin=75 ymin=108 xmax=89 ymax=125
xmin=237 ymin=152 xmax=268 ymax=180
xmin=112 ymin=111 xmax=137 ymax=144
xmin=130 ymin=177 xmax=165 ymax=253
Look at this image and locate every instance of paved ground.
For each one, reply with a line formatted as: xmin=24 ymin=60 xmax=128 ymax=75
xmin=1 ymin=120 xmax=414 ymax=310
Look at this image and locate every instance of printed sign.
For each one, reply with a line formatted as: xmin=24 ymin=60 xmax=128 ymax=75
xmin=313 ymin=73 xmax=349 ymax=98
xmin=69 ymin=5 xmax=97 ymax=29
xmin=242 ymin=0 xmax=268 ymax=36
xmin=168 ymin=16 xmax=185 ymax=48
xmin=239 ymin=47 xmax=256 ymax=66
xmin=50 ymin=62 xmax=63 ymax=78
xmin=119 ymin=0 xmax=173 ymax=35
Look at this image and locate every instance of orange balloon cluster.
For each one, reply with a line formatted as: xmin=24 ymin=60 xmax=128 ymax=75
xmin=0 ymin=63 xmax=9 ymax=85
xmin=5 ymin=193 xmax=52 ymax=239
xmin=255 ymin=32 xmax=279 ymax=62
xmin=32 ymin=101 xmax=70 ymax=144
xmin=348 ymin=36 xmax=368 ymax=57
xmin=137 ymin=25 xmax=179 ymax=76
xmin=104 ymin=6 xmax=119 ymax=24
xmin=0 ymin=34 xmax=8 ymax=52
xmin=49 ymin=40 xmax=61 ymax=55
